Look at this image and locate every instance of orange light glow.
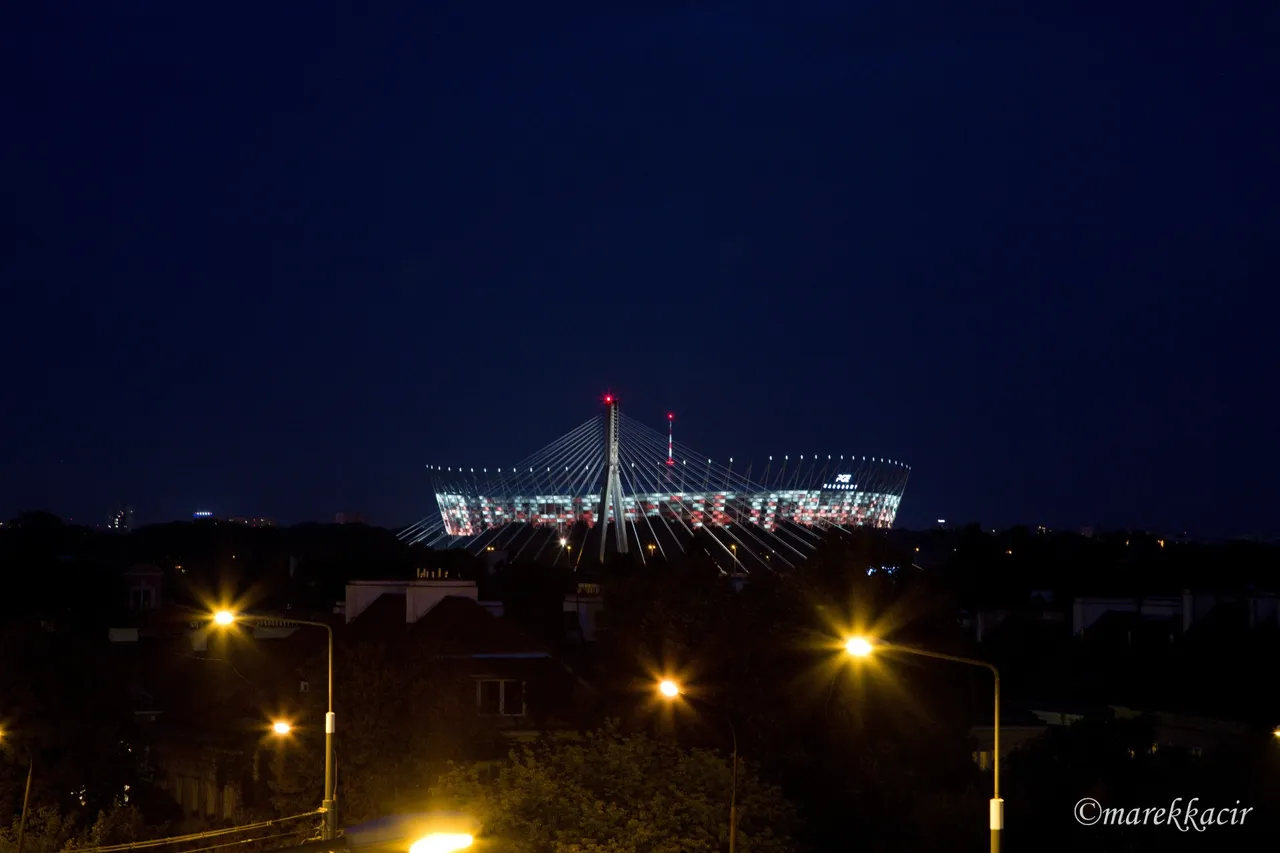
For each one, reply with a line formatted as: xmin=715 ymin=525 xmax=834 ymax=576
xmin=844 ymin=637 xmax=875 ymax=657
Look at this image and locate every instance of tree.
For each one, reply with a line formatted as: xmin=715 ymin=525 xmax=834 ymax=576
xmin=0 ymin=804 xmax=159 ymax=853
xmin=0 ymin=621 xmax=146 ymax=821
xmin=0 ymin=807 xmax=79 ymax=853
xmin=431 ymin=722 xmax=798 ymax=853
xmin=270 ymin=638 xmax=488 ymax=823
xmin=67 ymin=806 xmax=153 ymax=849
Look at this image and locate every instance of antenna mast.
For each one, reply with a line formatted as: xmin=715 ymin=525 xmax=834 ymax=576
xmin=667 ymin=413 xmax=675 ymax=466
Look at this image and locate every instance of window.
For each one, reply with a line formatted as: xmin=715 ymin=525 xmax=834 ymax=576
xmin=476 ymin=679 xmax=526 ymax=716
xmin=130 ymin=588 xmax=154 ymax=611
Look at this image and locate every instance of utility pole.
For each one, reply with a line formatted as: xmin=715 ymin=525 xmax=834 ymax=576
xmin=323 ymin=624 xmax=336 ymax=844
xmin=16 ymin=757 xmax=33 ymax=853
xmin=732 ymin=727 xmax=742 ymax=850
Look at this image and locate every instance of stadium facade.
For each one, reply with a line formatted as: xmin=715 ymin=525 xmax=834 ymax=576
xmin=402 ymin=397 xmax=909 ymax=570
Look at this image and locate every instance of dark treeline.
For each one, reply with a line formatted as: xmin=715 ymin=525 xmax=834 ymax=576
xmin=4 ymin=511 xmax=1276 ymax=616
xmin=2 ymin=513 xmax=1279 ymax=852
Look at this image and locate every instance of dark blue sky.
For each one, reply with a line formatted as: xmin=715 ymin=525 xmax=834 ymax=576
xmin=2 ymin=2 xmax=1276 ymax=535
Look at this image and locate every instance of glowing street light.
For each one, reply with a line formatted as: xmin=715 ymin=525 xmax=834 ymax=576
xmin=559 ymin=537 xmax=568 ymax=547
xmin=1 ymin=728 xmax=34 ymax=853
xmin=844 ymin=637 xmax=874 ymax=657
xmin=409 ymin=833 xmax=474 ymax=853
xmin=840 ymin=636 xmax=1003 ymax=852
xmin=656 ymin=678 xmax=738 ymax=853
xmin=210 ymin=608 xmax=337 ymax=841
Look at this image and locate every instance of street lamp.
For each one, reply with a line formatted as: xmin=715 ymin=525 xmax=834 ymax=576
xmin=844 ymin=637 xmax=873 ymax=657
xmin=409 ymin=834 xmax=473 ymax=853
xmin=0 ymin=729 xmax=34 ymax=853
xmin=844 ymin=637 xmax=1003 ymax=853
xmin=213 ymin=610 xmax=338 ymax=842
xmin=657 ymin=680 xmax=738 ymax=853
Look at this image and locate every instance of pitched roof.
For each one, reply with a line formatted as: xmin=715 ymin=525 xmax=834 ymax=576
xmin=408 ymin=596 xmax=547 ymax=657
xmin=345 ymin=592 xmax=408 ymax=642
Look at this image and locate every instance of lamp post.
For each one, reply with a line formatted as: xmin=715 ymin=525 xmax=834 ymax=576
xmin=657 ymin=680 xmax=738 ymax=853
xmin=0 ymin=729 xmax=34 ymax=853
xmin=16 ymin=755 xmax=32 ymax=853
xmin=844 ymin=638 xmax=1002 ymax=853
xmin=214 ymin=611 xmax=337 ymax=843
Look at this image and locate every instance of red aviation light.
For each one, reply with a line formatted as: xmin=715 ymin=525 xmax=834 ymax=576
xmin=605 ymin=395 xmax=614 ymax=404
xmin=668 ymin=413 xmax=674 ymax=420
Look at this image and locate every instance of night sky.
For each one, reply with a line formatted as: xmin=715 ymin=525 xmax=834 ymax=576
xmin=2 ymin=3 xmax=1276 ymax=536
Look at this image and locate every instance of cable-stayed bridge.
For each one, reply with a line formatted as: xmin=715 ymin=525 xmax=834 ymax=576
xmin=399 ymin=397 xmax=909 ymax=572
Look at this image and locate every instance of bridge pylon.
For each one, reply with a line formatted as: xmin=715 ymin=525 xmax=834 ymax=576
xmin=597 ymin=394 xmax=629 ymax=561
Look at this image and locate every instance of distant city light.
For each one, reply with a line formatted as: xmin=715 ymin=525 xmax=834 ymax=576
xmin=193 ymin=511 xmax=213 ymax=518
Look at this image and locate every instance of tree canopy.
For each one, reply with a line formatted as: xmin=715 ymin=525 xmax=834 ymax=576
xmin=0 ymin=805 xmax=154 ymax=853
xmin=0 ymin=620 xmax=150 ymax=824
xmin=431 ymin=722 xmax=798 ymax=853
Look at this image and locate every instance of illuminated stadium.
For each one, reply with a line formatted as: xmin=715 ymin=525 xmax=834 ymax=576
xmin=401 ymin=397 xmax=910 ymax=571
